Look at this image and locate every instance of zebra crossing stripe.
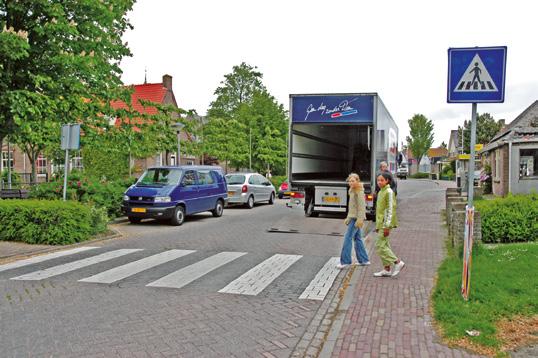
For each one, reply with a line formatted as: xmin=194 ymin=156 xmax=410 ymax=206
xmin=299 ymin=257 xmax=340 ymax=300
xmin=0 ymin=247 xmax=98 ymax=273
xmin=10 ymin=249 xmax=142 ymax=281
xmin=79 ymin=250 xmax=195 ymax=284
xmin=218 ymin=254 xmax=302 ymax=296
xmin=147 ymin=251 xmax=246 ymax=289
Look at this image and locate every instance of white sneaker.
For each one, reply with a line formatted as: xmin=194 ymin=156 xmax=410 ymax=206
xmin=373 ymin=269 xmax=392 ymax=277
xmin=336 ymin=263 xmax=349 ymax=269
xmin=359 ymin=261 xmax=371 ymax=266
xmin=391 ymin=261 xmax=405 ymax=277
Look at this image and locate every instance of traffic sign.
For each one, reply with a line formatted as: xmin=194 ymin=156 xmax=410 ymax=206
xmin=447 ymin=46 xmax=507 ymax=103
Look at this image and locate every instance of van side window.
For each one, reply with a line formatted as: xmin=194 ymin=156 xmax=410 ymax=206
xmin=197 ymin=170 xmax=215 ymax=185
xmin=182 ymin=171 xmax=197 ymax=186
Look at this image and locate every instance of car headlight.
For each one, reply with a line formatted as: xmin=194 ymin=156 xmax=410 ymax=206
xmin=123 ymin=195 xmax=129 ymax=201
xmin=154 ymin=196 xmax=171 ymax=203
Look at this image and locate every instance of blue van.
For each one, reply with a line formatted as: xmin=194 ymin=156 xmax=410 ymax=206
xmin=122 ymin=166 xmax=227 ymax=226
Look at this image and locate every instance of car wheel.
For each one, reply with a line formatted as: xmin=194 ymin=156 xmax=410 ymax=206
xmin=212 ymin=199 xmax=224 ymax=217
xmin=128 ymin=216 xmax=141 ymax=224
xmin=268 ymin=192 xmax=275 ymax=205
xmin=170 ymin=206 xmax=185 ymax=226
xmin=245 ymin=195 xmax=254 ymax=209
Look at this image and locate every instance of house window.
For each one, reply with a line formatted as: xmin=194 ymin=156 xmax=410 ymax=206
xmin=37 ymin=155 xmax=48 ymax=175
xmin=186 ymin=160 xmax=194 ymax=166
xmin=519 ymin=148 xmax=538 ymax=179
xmin=1 ymin=151 xmax=14 ymax=169
xmin=494 ymin=149 xmax=501 ymax=179
xmin=71 ymin=156 xmax=83 ymax=170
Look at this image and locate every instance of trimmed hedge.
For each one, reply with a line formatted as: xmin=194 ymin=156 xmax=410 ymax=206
xmin=0 ymin=200 xmax=107 ymax=245
xmin=410 ymin=172 xmax=430 ymax=179
xmin=475 ymin=193 xmax=538 ymax=243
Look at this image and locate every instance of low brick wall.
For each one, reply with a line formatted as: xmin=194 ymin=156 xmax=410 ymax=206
xmin=445 ymin=189 xmax=482 ymax=244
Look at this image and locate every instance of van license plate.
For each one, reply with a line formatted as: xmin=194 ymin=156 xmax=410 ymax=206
xmin=322 ymin=196 xmax=340 ymax=203
xmin=132 ymin=208 xmax=146 ymax=213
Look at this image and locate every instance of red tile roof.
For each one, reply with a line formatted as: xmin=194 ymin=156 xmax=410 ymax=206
xmin=110 ymin=83 xmax=168 ymax=115
xmin=110 ymin=83 xmax=169 ymax=131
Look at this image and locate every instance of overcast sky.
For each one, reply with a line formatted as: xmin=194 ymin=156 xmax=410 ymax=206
xmin=120 ymin=0 xmax=538 ymax=147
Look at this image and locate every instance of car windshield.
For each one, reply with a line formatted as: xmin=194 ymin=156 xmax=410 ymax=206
xmin=226 ymin=174 xmax=246 ymax=185
xmin=138 ymin=168 xmax=182 ymax=186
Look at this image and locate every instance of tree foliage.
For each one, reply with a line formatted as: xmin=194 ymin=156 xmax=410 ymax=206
xmin=459 ymin=113 xmax=504 ymax=153
xmin=0 ymin=0 xmax=135 ymax=167
xmin=205 ymin=63 xmax=288 ymax=174
xmin=406 ymin=114 xmax=434 ymax=167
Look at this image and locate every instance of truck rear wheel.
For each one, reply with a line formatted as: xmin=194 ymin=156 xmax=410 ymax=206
xmin=305 ymin=200 xmax=318 ymax=217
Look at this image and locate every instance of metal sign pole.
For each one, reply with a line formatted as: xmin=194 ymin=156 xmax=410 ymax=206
xmin=467 ymin=103 xmax=477 ymax=207
xmin=62 ymin=125 xmax=71 ymax=201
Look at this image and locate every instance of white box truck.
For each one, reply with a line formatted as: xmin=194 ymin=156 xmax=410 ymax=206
xmin=287 ymin=93 xmax=398 ymax=218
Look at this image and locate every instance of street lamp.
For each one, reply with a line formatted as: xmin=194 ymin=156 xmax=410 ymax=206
xmin=171 ymin=122 xmax=184 ymax=166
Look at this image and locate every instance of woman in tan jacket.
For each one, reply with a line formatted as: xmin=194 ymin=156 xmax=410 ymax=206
xmin=337 ymin=173 xmax=370 ymax=269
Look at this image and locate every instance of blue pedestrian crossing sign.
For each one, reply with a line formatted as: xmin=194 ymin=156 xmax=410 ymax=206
xmin=447 ymin=46 xmax=507 ymax=103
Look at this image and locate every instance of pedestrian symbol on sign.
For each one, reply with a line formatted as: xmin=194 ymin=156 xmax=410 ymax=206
xmin=454 ymin=54 xmax=498 ymax=92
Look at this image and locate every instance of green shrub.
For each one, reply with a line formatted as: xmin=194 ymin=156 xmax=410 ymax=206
xmin=270 ymin=175 xmax=287 ymax=189
xmin=1 ymin=170 xmax=21 ymax=186
xmin=29 ymin=173 xmax=135 ymax=218
xmin=0 ymin=200 xmax=107 ymax=245
xmin=476 ymin=193 xmax=538 ymax=243
xmin=410 ymin=172 xmax=430 ymax=179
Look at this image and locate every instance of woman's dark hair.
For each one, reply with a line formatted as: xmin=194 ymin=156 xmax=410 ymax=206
xmin=378 ymin=172 xmax=392 ymax=183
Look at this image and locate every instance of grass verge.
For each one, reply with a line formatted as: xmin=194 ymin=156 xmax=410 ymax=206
xmin=432 ymin=241 xmax=538 ymax=355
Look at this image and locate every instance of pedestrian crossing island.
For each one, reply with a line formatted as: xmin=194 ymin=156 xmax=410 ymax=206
xmin=1 ymin=247 xmax=345 ymax=301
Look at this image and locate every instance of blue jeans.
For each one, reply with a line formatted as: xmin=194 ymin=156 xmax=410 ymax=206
xmin=340 ymin=219 xmax=369 ymax=265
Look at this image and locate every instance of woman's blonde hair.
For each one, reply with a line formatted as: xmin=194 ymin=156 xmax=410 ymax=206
xmin=347 ymin=173 xmax=363 ymax=190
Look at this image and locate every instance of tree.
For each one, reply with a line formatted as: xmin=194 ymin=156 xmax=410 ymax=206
xmin=207 ymin=62 xmax=265 ymax=119
xmin=0 ymin=0 xmax=135 ymax=165
xmin=440 ymin=141 xmax=447 ymax=149
xmin=406 ymin=114 xmax=434 ymax=170
xmin=206 ymin=63 xmax=288 ymax=174
xmin=203 ymin=117 xmax=248 ymax=173
xmin=459 ymin=113 xmax=504 ymax=153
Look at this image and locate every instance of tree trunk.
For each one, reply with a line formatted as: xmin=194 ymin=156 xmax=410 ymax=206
xmin=29 ymin=151 xmax=37 ymax=185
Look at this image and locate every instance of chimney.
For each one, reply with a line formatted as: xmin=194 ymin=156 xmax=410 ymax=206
xmin=162 ymin=74 xmax=172 ymax=91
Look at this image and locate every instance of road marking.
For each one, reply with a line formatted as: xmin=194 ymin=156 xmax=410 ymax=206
xmin=10 ymin=249 xmax=142 ymax=281
xmin=79 ymin=250 xmax=195 ymax=284
xmin=147 ymin=251 xmax=246 ymax=289
xmin=0 ymin=247 xmax=98 ymax=273
xmin=218 ymin=254 xmax=302 ymax=296
xmin=299 ymin=257 xmax=340 ymax=300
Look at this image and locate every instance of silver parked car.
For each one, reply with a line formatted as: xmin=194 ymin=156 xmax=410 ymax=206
xmin=225 ymin=173 xmax=276 ymax=208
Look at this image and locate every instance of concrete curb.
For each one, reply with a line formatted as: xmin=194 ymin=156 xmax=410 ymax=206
xmin=0 ymin=228 xmax=123 ymax=263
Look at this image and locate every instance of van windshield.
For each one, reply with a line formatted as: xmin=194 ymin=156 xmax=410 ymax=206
xmin=138 ymin=168 xmax=182 ymax=186
xmin=225 ymin=174 xmax=246 ymax=185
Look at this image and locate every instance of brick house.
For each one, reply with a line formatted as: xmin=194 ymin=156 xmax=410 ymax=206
xmin=110 ymin=74 xmax=199 ymax=174
xmin=481 ymin=100 xmax=538 ymax=196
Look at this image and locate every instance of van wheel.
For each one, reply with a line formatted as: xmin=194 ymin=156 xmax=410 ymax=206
xmin=128 ymin=216 xmax=141 ymax=224
xmin=245 ymin=195 xmax=254 ymax=209
xmin=212 ymin=200 xmax=224 ymax=217
xmin=268 ymin=192 xmax=275 ymax=205
xmin=170 ymin=206 xmax=185 ymax=226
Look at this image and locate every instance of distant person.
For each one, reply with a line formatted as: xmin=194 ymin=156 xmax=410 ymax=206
xmin=373 ymin=172 xmax=405 ymax=277
xmin=336 ymin=173 xmax=370 ymax=269
xmin=265 ymin=170 xmax=272 ymax=179
xmin=375 ymin=161 xmax=397 ymax=196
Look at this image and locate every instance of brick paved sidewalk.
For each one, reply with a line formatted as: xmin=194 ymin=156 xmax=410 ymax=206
xmin=331 ymin=181 xmax=482 ymax=357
